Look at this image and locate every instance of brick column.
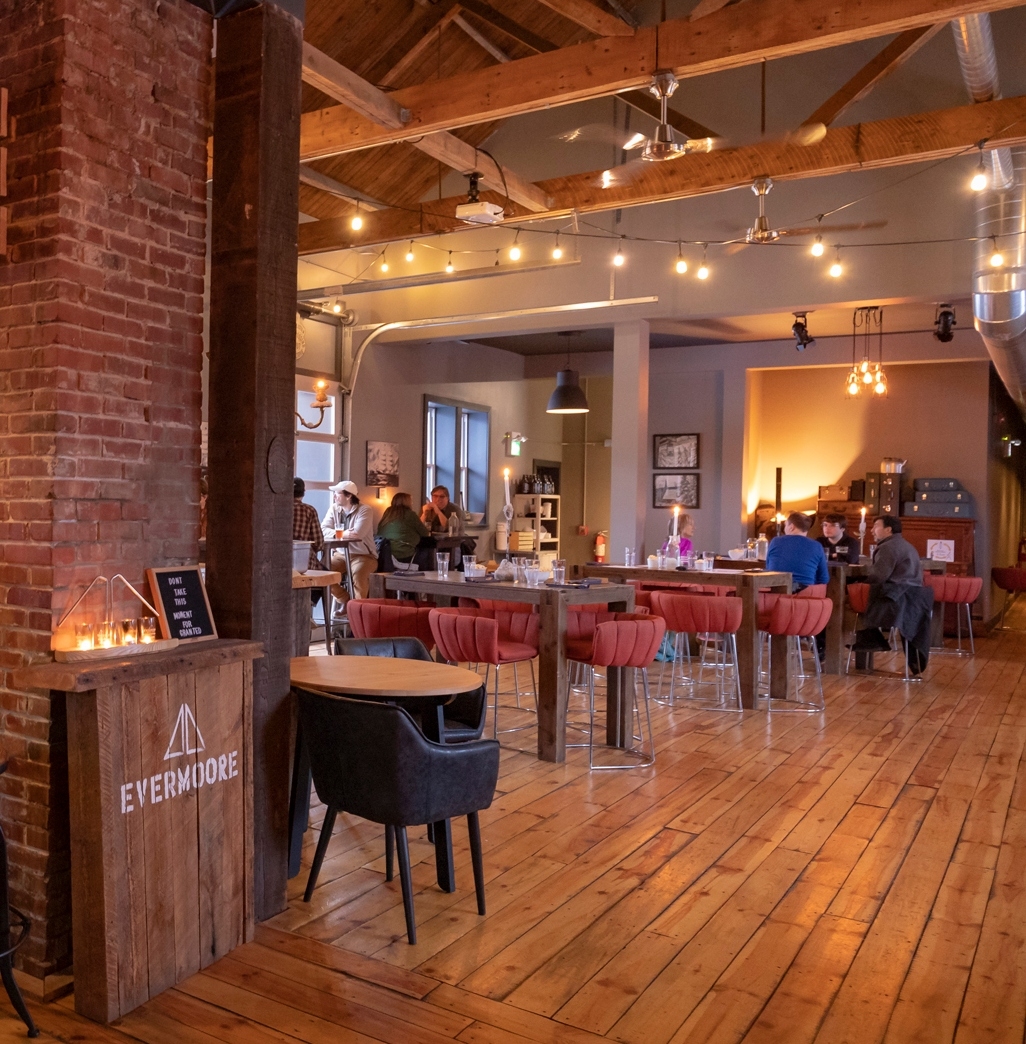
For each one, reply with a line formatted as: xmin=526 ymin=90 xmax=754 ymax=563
xmin=0 ymin=0 xmax=211 ymax=983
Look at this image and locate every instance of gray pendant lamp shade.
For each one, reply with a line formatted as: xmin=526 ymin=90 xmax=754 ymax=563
xmin=546 ymin=369 xmax=590 ymax=414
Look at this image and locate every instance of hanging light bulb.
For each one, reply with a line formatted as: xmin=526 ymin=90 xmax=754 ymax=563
xmin=675 ymin=242 xmax=688 ymax=274
xmin=405 ymin=242 xmax=415 ymax=262
xmin=859 ymin=358 xmax=869 ymax=374
xmin=331 ymin=298 xmax=342 ymax=314
xmin=379 ymin=250 xmax=389 ymax=273
xmin=971 ymin=144 xmax=989 ymax=192
xmin=847 ymin=372 xmax=861 ymax=397
xmin=613 ymin=238 xmax=625 ymax=266
xmin=509 ymin=231 xmax=522 ymax=261
xmin=810 ymin=234 xmax=824 ymax=257
xmin=552 ymin=233 xmax=563 ymax=260
xmin=350 ymin=202 xmax=363 ymax=231
xmin=990 ymin=237 xmax=1004 ymax=267
xmin=829 ymin=249 xmax=843 ymax=278
xmin=445 ymin=251 xmax=454 ymax=274
xmin=696 ymin=245 xmax=709 ymax=280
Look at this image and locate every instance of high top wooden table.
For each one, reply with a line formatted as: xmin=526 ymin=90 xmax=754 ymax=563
xmin=289 ymin=655 xmax=483 ymax=889
xmin=368 ymin=572 xmax=634 ymax=762
xmin=580 ymin=564 xmax=792 ymax=708
xmin=291 ymin=569 xmax=340 ymax=656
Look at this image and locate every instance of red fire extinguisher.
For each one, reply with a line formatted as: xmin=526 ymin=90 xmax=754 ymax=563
xmin=594 ymin=531 xmax=607 ymax=563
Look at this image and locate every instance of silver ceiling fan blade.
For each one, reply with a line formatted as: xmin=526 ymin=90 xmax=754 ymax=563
xmin=595 ymin=158 xmax=649 ymax=187
xmin=777 ymin=220 xmax=888 ymax=236
xmin=553 ymin=124 xmax=641 ymax=149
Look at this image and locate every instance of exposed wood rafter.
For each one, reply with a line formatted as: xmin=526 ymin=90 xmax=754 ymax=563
xmin=297 ymin=92 xmax=1026 ymax=254
xmin=298 ymin=0 xmax=1024 ymax=159
xmin=302 ymin=44 xmax=549 ymax=211
xmin=531 ymin=0 xmax=635 ymax=36
xmin=804 ymin=24 xmax=945 ymax=128
xmin=379 ymin=4 xmax=463 ymax=88
xmin=453 ymin=12 xmax=511 ymax=62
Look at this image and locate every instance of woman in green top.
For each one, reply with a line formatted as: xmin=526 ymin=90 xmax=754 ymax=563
xmin=376 ymin=492 xmax=430 ymax=563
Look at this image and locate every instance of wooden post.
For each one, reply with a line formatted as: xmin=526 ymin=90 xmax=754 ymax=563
xmin=206 ymin=2 xmax=302 ymax=921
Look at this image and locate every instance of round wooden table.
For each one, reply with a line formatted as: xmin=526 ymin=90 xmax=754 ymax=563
xmin=290 ymin=655 xmax=482 ymax=698
xmin=288 ymin=655 xmax=486 ymax=890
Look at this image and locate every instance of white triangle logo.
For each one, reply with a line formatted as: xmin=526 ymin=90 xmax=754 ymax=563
xmin=164 ymin=704 xmax=206 ymax=761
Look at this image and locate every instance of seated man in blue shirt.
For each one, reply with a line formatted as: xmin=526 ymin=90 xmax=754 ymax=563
xmin=766 ymin=511 xmax=829 ymax=591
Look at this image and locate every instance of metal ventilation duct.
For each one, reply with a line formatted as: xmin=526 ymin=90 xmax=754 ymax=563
xmin=952 ymin=15 xmax=1026 ymax=411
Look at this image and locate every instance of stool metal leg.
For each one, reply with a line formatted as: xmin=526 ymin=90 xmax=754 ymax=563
xmin=0 ymin=821 xmax=39 ymax=1037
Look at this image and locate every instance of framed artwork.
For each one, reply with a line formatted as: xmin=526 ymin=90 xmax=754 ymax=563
xmin=653 ymin=473 xmax=700 ymax=509
xmin=366 ymin=440 xmax=399 ymax=487
xmin=653 ymin=433 xmax=699 ymax=469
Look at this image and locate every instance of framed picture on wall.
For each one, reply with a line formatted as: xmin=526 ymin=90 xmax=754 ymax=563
xmin=653 ymin=433 xmax=699 ymax=469
xmin=366 ymin=441 xmax=399 ymax=487
xmin=653 ymin=473 xmax=700 ymax=509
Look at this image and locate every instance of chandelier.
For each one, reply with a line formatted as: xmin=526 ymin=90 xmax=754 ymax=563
xmin=845 ymin=306 xmax=887 ymax=397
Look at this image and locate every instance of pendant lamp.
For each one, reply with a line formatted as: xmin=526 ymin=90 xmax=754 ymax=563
xmin=546 ymin=369 xmax=589 ymax=414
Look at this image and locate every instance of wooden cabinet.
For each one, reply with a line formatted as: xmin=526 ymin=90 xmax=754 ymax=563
xmin=513 ymin=494 xmax=560 ymax=566
xmin=897 ymin=518 xmax=976 ymax=576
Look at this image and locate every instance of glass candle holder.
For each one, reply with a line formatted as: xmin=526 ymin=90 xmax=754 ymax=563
xmin=120 ymin=619 xmax=138 ymax=645
xmin=75 ymin=622 xmax=94 ymax=651
xmin=96 ymin=621 xmax=114 ymax=649
xmin=140 ymin=617 xmax=158 ymax=644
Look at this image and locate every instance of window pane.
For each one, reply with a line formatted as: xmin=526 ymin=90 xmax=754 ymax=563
xmin=465 ymin=409 xmax=489 ymax=516
xmin=296 ymin=439 xmax=334 ymax=482
xmin=296 ymin=390 xmax=335 ymax=434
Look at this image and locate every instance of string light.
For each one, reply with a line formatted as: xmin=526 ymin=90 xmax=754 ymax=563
xmin=810 ymin=234 xmax=824 ymax=257
xmin=552 ymin=233 xmax=563 ymax=260
xmin=613 ymin=237 xmax=625 ymax=266
xmin=379 ymin=249 xmax=388 ymax=273
xmin=990 ymin=236 xmax=1004 ymax=267
xmin=445 ymin=251 xmax=454 ymax=274
xmin=970 ymin=143 xmax=989 ymax=192
xmin=350 ymin=202 xmax=363 ymax=231
xmin=509 ymin=231 xmax=522 ymax=261
xmin=693 ymin=243 xmax=709 ymax=277
xmin=405 ymin=242 xmax=415 ymax=262
xmin=675 ymin=242 xmax=688 ymax=274
xmin=829 ymin=249 xmax=843 ymax=278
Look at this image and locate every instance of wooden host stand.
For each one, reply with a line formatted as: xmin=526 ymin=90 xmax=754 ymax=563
xmin=14 ymin=639 xmax=262 ymax=1023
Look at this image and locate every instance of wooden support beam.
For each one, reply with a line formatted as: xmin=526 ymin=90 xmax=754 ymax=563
xmin=453 ymin=13 xmax=510 ymax=62
xmin=532 ymin=0 xmax=635 ymax=36
xmin=804 ymin=24 xmax=944 ymax=128
xmin=207 ymin=3 xmax=302 ymax=920
xmin=298 ymin=0 xmax=1024 ymax=158
xmin=459 ymin=0 xmax=559 ymax=53
xmin=689 ymin=0 xmax=746 ymax=20
xmin=297 ymin=92 xmax=1026 ymax=254
xmin=301 ymin=42 xmax=408 ymax=127
xmin=380 ymin=4 xmax=462 ymax=88
xmin=299 ymin=165 xmax=385 ymax=207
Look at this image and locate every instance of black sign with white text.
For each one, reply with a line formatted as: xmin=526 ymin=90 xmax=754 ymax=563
xmin=147 ymin=567 xmax=217 ymax=642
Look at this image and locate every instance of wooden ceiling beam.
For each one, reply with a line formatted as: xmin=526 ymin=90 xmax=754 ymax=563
xmin=531 ymin=0 xmax=635 ymax=36
xmin=804 ymin=24 xmax=945 ymax=128
xmin=298 ymin=0 xmax=1024 ymax=159
xmin=458 ymin=0 xmax=560 ymax=53
xmin=302 ymin=44 xmax=549 ymax=212
xmin=379 ymin=4 xmax=463 ymax=89
xmin=297 ymin=92 xmax=1026 ymax=254
xmin=452 ymin=13 xmax=512 ymax=62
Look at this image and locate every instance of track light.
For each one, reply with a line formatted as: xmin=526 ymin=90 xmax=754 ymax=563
xmin=792 ymin=312 xmax=815 ymax=351
xmin=405 ymin=242 xmax=415 ymax=262
xmin=350 ymin=202 xmax=363 ymax=231
xmin=552 ymin=233 xmax=563 ymax=260
xmin=829 ymin=249 xmax=843 ymax=278
xmin=810 ymin=235 xmax=824 ymax=257
xmin=675 ymin=242 xmax=688 ymax=274
xmin=989 ymin=237 xmax=1004 ymax=267
xmin=445 ymin=251 xmax=454 ymax=274
xmin=509 ymin=231 xmax=522 ymax=261
xmin=971 ymin=143 xmax=989 ymax=191
xmin=934 ymin=304 xmax=956 ymax=342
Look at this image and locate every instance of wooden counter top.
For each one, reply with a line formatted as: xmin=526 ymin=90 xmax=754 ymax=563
xmin=13 ymin=638 xmax=264 ymax=692
xmin=291 ymin=569 xmax=340 ymax=590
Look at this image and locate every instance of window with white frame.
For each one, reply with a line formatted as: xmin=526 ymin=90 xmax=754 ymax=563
xmin=424 ymin=396 xmax=489 ymax=519
xmin=295 ymin=381 xmax=338 ymax=523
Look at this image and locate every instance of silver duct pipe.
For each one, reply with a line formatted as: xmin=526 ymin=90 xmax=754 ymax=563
xmin=951 ymin=15 xmax=1014 ymax=189
xmin=952 ymin=15 xmax=1026 ymax=410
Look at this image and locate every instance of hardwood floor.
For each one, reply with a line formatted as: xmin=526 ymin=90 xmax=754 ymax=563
xmin=5 ymin=618 xmax=1026 ymax=1044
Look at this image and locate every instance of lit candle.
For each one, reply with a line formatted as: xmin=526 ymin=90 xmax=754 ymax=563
xmin=503 ymin=468 xmax=511 ymax=509
xmin=672 ymin=505 xmax=679 ymax=537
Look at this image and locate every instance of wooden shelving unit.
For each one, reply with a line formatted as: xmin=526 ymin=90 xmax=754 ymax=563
xmin=512 ymin=494 xmax=560 ymax=567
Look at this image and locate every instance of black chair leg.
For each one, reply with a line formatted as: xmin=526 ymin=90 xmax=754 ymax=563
xmin=394 ymin=826 xmax=417 ymax=944
xmin=385 ymin=825 xmax=395 ymax=882
xmin=304 ymin=806 xmax=337 ymax=902
xmin=467 ymin=812 xmax=486 ymax=916
xmin=0 ymin=959 xmax=37 ymax=1037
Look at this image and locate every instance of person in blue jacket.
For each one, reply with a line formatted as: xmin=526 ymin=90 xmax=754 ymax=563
xmin=766 ymin=511 xmax=829 ymax=591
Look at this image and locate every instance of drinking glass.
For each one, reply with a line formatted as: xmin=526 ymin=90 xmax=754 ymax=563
xmin=120 ymin=619 xmax=138 ymax=645
xmin=656 ymin=551 xmax=666 ymax=570
xmin=462 ymin=555 xmax=476 ymax=573
xmin=75 ymin=622 xmax=94 ymax=651
xmin=703 ymin=551 xmax=715 ymax=570
xmin=512 ymin=559 xmax=526 ymax=584
xmin=552 ymin=559 xmax=567 ymax=585
xmin=140 ymin=617 xmax=158 ymax=643
xmin=435 ymin=552 xmax=450 ymax=579
xmin=625 ymin=547 xmax=636 ymax=567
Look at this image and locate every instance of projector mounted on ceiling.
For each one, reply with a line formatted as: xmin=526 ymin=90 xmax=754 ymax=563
xmin=456 ymin=171 xmax=505 ymax=225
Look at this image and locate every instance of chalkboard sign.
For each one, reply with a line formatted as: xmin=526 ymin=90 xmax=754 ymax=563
xmin=146 ymin=566 xmax=218 ymax=643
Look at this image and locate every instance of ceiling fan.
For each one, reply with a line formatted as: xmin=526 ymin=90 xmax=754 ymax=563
xmin=735 ymin=176 xmax=887 ymax=248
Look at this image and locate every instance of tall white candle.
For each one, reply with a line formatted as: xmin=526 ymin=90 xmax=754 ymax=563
xmin=672 ymin=505 xmax=679 ymax=537
xmin=503 ymin=468 xmax=511 ymax=508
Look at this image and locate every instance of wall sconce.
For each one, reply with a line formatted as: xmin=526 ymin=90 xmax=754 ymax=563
xmin=504 ymin=432 xmax=528 ymax=457
xmin=1000 ymin=436 xmax=1021 ymax=458
xmin=296 ymin=380 xmax=333 ymax=430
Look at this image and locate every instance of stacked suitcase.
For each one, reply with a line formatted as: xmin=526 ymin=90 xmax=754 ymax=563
xmin=903 ymin=477 xmax=975 ymax=518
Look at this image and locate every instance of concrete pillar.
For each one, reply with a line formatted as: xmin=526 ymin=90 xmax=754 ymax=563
xmin=610 ymin=321 xmax=649 ymax=559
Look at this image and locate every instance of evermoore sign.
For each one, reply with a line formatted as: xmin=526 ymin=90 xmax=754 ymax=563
xmin=120 ymin=703 xmax=239 ymax=814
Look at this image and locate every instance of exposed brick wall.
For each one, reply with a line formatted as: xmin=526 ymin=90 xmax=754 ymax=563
xmin=0 ymin=0 xmax=211 ymax=978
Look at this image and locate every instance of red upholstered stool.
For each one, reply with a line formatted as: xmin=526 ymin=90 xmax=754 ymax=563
xmin=925 ymin=574 xmax=984 ymax=654
xmin=565 ymin=613 xmax=664 ymax=769
xmin=758 ymin=596 xmax=833 ymax=711
xmin=992 ymin=567 xmax=1026 ymax=628
xmin=347 ymin=599 xmax=435 ymax=651
xmin=650 ymin=592 xmax=744 ymax=710
xmin=429 ymin=608 xmax=539 ymax=741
